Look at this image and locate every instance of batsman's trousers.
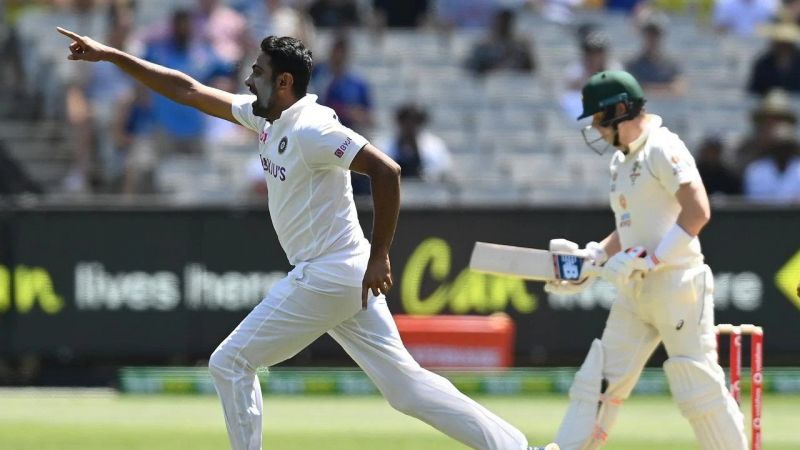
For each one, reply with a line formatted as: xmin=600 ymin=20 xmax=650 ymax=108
xmin=601 ymin=264 xmax=724 ymax=397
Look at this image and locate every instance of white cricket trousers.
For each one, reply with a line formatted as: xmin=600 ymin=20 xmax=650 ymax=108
xmin=600 ymin=264 xmax=725 ymax=397
xmin=208 ymin=274 xmax=529 ymax=450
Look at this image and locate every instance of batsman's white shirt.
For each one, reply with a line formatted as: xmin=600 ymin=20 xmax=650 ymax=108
xmin=231 ymin=93 xmax=370 ymax=288
xmin=608 ymin=115 xmax=703 ymax=267
xmin=554 ymin=116 xmax=748 ymax=450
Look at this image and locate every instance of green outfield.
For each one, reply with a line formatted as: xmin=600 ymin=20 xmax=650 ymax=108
xmin=1 ymin=390 xmax=797 ymax=450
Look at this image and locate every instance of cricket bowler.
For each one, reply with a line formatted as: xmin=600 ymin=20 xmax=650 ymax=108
xmin=57 ymin=28 xmax=558 ymax=450
xmin=546 ymin=71 xmax=747 ymax=450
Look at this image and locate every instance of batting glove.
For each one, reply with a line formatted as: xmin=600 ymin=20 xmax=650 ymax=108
xmin=602 ymin=246 xmax=656 ymax=290
xmin=544 ymin=277 xmax=595 ymax=295
xmin=544 ymin=239 xmax=607 ymax=295
xmin=549 ymin=239 xmax=608 ymax=265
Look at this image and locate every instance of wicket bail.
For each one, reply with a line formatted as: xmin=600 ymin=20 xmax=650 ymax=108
xmin=715 ymin=324 xmax=764 ymax=450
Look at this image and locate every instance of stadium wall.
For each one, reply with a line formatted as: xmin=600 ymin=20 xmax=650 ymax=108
xmin=0 ymin=205 xmax=798 ymax=370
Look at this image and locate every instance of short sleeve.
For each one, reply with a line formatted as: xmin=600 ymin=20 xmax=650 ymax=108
xmin=296 ymin=117 xmax=369 ymax=170
xmin=231 ymin=94 xmax=268 ymax=133
xmin=648 ymin=138 xmax=701 ymax=194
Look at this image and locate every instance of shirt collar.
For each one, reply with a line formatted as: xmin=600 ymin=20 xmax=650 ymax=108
xmin=626 ymin=114 xmax=662 ymax=154
xmin=273 ymin=94 xmax=318 ymax=124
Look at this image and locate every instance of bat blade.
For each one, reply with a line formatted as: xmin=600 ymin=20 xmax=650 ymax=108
xmin=469 ymin=242 xmax=592 ymax=281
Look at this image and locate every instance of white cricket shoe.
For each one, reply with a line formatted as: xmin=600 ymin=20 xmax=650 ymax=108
xmin=528 ymin=445 xmax=559 ymax=450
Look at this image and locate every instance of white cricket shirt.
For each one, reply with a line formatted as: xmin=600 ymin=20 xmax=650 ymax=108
xmin=232 ymin=94 xmax=371 ymax=287
xmin=608 ymin=115 xmax=704 ymax=266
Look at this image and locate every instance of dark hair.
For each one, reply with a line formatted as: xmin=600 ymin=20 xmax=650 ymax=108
xmin=496 ymin=8 xmax=515 ymax=23
xmin=260 ymin=36 xmax=313 ymax=98
xmin=172 ymin=8 xmax=191 ymax=24
xmin=396 ymin=103 xmax=427 ymax=125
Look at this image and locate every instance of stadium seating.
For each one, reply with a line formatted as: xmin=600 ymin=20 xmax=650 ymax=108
xmin=1 ymin=7 xmax=796 ymax=205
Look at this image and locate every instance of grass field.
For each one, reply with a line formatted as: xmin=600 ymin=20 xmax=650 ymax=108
xmin=0 ymin=390 xmax=797 ymax=450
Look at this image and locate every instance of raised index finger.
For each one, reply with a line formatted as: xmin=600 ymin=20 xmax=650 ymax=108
xmin=56 ymin=27 xmax=84 ymax=43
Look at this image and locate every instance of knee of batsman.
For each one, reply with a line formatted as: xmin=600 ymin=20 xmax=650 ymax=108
xmin=569 ymin=339 xmax=636 ymax=403
xmin=569 ymin=374 xmax=628 ymax=406
xmin=664 ymin=356 xmax=733 ymax=419
xmin=208 ymin=347 xmax=254 ymax=376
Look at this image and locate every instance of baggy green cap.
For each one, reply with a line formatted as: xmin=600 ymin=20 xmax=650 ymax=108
xmin=577 ymin=70 xmax=645 ymax=120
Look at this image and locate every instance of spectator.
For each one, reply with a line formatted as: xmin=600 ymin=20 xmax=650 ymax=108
xmin=372 ymin=0 xmax=429 ymax=28
xmin=732 ymin=88 xmax=798 ymax=173
xmin=696 ymin=136 xmax=742 ymax=196
xmin=747 ymin=21 xmax=800 ymax=96
xmin=624 ymin=11 xmax=685 ymax=96
xmin=605 ymin=0 xmax=646 ymax=14
xmin=143 ymin=9 xmax=233 ymax=153
xmin=744 ymin=123 xmax=800 ymax=201
xmin=560 ymin=29 xmax=623 ymax=119
xmin=464 ymin=8 xmax=536 ymax=76
xmin=712 ymin=0 xmax=778 ymax=37
xmin=375 ymin=104 xmax=453 ymax=181
xmin=307 ymin=0 xmax=361 ymax=28
xmin=434 ymin=0 xmax=513 ymax=28
xmin=312 ymin=35 xmax=373 ymax=133
xmin=311 ymin=34 xmax=373 ymax=194
xmin=781 ymin=0 xmax=800 ymax=25
xmin=237 ymin=0 xmax=316 ymax=50
xmin=64 ymin=0 xmax=137 ymax=192
xmin=192 ymin=0 xmax=248 ymax=65
xmin=15 ymin=0 xmax=109 ymax=119
xmin=117 ymin=85 xmax=155 ymax=194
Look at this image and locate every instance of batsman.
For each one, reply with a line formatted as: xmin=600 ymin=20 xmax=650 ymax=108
xmin=547 ymin=71 xmax=748 ymax=450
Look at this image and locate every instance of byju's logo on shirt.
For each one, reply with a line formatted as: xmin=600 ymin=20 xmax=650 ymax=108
xmin=261 ymin=155 xmax=287 ymax=181
xmin=335 ymin=137 xmax=352 ymax=158
xmin=259 ymin=130 xmax=268 ymax=143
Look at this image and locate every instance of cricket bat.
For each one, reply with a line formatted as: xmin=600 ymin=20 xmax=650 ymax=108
xmin=469 ymin=242 xmax=598 ymax=281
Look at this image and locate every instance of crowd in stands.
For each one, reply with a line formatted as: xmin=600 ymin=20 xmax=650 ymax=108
xmin=1 ymin=0 xmax=800 ymax=203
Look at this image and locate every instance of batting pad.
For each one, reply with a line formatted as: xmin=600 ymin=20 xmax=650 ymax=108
xmin=569 ymin=339 xmax=604 ymax=402
xmin=556 ymin=339 xmax=620 ymax=450
xmin=664 ymin=357 xmax=748 ymax=450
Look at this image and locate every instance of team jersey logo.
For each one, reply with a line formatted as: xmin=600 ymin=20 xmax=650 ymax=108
xmin=630 ymin=160 xmax=642 ymax=185
xmin=670 ymin=153 xmax=690 ymax=175
xmin=620 ymin=212 xmax=632 ymax=227
xmin=278 ymin=136 xmax=288 ymax=154
xmin=619 ymin=194 xmax=627 ymax=210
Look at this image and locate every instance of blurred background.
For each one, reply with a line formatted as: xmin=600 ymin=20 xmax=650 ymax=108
xmin=0 ymin=1 xmax=799 ymax=448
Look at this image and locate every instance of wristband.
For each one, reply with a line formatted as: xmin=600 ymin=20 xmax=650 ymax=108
xmin=654 ymin=224 xmax=695 ymax=265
